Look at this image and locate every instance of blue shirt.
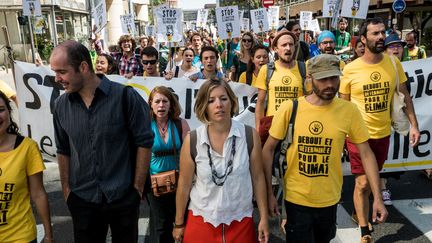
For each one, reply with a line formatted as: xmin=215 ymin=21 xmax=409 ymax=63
xmin=150 ymin=120 xmax=181 ymax=174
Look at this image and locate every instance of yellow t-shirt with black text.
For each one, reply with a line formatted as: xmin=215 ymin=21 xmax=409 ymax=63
xmin=0 ymin=137 xmax=45 ymax=243
xmin=253 ymin=60 xmax=304 ymax=116
xmin=270 ymin=97 xmax=369 ymax=207
xmin=339 ymin=54 xmax=407 ymax=138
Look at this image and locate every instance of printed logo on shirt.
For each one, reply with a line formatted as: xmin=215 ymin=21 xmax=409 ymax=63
xmin=297 ymin=135 xmax=333 ymax=177
xmin=363 ymin=77 xmax=390 ymax=113
xmin=370 ymin=72 xmax=381 ymax=82
xmin=309 ymin=121 xmax=323 ymax=135
xmin=282 ymin=76 xmax=292 ymax=85
xmin=0 ymin=183 xmax=15 ymax=226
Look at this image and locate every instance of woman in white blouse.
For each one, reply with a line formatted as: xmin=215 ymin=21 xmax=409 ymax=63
xmin=173 ymin=79 xmax=269 ymax=243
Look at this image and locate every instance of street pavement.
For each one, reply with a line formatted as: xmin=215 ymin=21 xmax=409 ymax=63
xmin=35 ymin=161 xmax=432 ymax=243
xmin=3 ymin=68 xmax=432 ymax=242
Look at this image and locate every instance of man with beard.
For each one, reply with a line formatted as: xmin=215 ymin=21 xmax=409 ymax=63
xmin=340 ymin=18 xmax=420 ymax=242
xmin=111 ymin=35 xmax=143 ymax=78
xmin=254 ymin=30 xmax=305 ymax=143
xmin=334 ymin=18 xmax=352 ymax=61
xmin=262 ymin=54 xmax=387 ymax=243
xmin=402 ymin=31 xmax=427 ymax=61
xmin=285 ymin=21 xmax=310 ymax=62
xmin=316 ymin=31 xmax=345 ymax=68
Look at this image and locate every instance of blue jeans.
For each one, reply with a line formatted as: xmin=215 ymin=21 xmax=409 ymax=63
xmin=284 ymin=201 xmax=337 ymax=243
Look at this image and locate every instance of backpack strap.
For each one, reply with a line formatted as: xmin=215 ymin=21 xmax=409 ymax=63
xmin=174 ymin=65 xmax=180 ymax=78
xmin=244 ymin=125 xmax=254 ymax=157
xmin=265 ymin=62 xmax=275 ymax=91
xmin=190 ymin=130 xmax=197 ymax=163
xmin=297 ymin=61 xmax=307 ymax=94
xmin=173 ymin=118 xmax=183 ymax=143
xmin=418 ymin=47 xmax=426 ymax=59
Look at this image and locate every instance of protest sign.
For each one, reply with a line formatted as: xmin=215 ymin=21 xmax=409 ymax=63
xmin=267 ymin=6 xmax=280 ymax=30
xmin=323 ymin=0 xmax=339 ymax=18
xmin=196 ymin=9 xmax=209 ymax=28
xmin=215 ymin=6 xmax=241 ymax=40
xmin=23 ymin=0 xmax=42 ymax=16
xmin=93 ymin=0 xmax=107 ymax=33
xmin=120 ymin=14 xmax=136 ymax=35
xmin=146 ymin=25 xmax=155 ymax=36
xmin=241 ymin=18 xmax=250 ymax=32
xmin=299 ymin=11 xmax=313 ymax=31
xmin=341 ymin=0 xmax=370 ymax=19
xmin=310 ymin=19 xmax=321 ymax=34
xmin=155 ymin=8 xmax=183 ymax=42
xmin=250 ymin=8 xmax=270 ymax=33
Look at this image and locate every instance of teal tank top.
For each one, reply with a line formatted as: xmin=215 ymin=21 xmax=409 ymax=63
xmin=150 ymin=120 xmax=181 ymax=174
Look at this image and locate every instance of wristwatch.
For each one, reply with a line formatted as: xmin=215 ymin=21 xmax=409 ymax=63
xmin=173 ymin=222 xmax=186 ymax=228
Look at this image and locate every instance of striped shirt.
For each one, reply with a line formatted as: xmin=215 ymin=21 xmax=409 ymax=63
xmin=53 ymin=75 xmax=153 ymax=203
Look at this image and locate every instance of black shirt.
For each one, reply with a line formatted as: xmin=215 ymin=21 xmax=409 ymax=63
xmin=53 ymin=75 xmax=153 ymax=203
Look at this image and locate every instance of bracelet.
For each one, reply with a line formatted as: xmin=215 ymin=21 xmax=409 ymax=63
xmin=173 ymin=222 xmax=186 ymax=228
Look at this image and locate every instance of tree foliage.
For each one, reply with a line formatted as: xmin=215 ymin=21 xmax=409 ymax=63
xmin=219 ymin=0 xmax=261 ymax=9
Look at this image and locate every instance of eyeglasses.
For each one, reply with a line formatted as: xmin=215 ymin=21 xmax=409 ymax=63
xmin=388 ymin=44 xmax=403 ymax=49
xmin=242 ymin=39 xmax=252 ymax=43
xmin=320 ymin=41 xmax=334 ymax=45
xmin=141 ymin=59 xmax=157 ymax=65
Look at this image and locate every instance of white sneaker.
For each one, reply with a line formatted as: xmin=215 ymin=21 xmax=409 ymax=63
xmin=382 ymin=189 xmax=393 ymax=206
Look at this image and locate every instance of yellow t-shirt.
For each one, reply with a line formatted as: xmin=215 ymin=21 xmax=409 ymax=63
xmin=0 ymin=80 xmax=16 ymax=99
xmin=238 ymin=71 xmax=257 ymax=86
xmin=339 ymin=54 xmax=407 ymax=138
xmin=270 ymin=97 xmax=369 ymax=207
xmin=253 ymin=60 xmax=304 ymax=116
xmin=407 ymin=46 xmax=427 ymax=60
xmin=0 ymin=137 xmax=45 ymax=243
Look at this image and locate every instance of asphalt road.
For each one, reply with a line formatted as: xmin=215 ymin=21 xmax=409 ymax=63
xmin=34 ymin=162 xmax=432 ymax=243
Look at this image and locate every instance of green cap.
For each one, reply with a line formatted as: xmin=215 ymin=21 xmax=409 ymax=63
xmin=307 ymin=54 xmax=343 ymax=80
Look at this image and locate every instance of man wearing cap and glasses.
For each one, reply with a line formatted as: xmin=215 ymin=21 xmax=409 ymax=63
xmin=262 ymin=54 xmax=387 ymax=243
xmin=340 ymin=18 xmax=420 ymax=243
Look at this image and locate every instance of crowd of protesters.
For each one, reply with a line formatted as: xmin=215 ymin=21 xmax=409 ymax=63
xmin=0 ymin=15 xmax=430 ymax=243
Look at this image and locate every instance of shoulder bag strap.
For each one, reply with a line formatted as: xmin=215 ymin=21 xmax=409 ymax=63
xmin=170 ymin=120 xmax=179 ymax=170
xmin=190 ymin=130 xmax=197 ymax=164
xmin=244 ymin=125 xmax=253 ymax=157
xmin=174 ymin=65 xmax=180 ymax=77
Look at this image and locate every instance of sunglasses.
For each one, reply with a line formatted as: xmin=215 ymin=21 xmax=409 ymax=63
xmin=142 ymin=59 xmax=157 ymax=65
xmin=242 ymin=39 xmax=252 ymax=43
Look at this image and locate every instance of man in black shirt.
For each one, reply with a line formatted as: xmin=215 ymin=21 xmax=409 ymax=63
xmin=51 ymin=40 xmax=153 ymax=243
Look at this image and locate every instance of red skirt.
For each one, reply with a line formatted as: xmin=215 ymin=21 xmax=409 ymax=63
xmin=183 ymin=210 xmax=257 ymax=243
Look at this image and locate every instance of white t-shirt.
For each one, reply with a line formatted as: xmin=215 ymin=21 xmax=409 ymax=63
xmin=189 ymin=120 xmax=253 ymax=227
xmin=165 ymin=63 xmax=199 ymax=78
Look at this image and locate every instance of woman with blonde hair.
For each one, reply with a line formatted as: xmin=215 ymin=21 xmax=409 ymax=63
xmin=232 ymin=32 xmax=256 ymax=81
xmin=173 ymin=79 xmax=269 ymax=243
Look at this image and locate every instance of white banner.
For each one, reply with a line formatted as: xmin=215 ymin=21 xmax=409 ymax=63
xmin=250 ymin=8 xmax=269 ymax=34
xmin=241 ymin=18 xmax=250 ymax=32
xmin=215 ymin=6 xmax=241 ymax=40
xmin=23 ymin=0 xmax=42 ymax=16
xmin=340 ymin=0 xmax=370 ymax=19
xmin=156 ymin=8 xmax=183 ymax=43
xmin=120 ymin=14 xmax=136 ymax=35
xmin=13 ymin=58 xmax=432 ymax=173
xmin=196 ymin=9 xmax=209 ymax=28
xmin=14 ymin=61 xmax=257 ymax=162
xmin=299 ymin=11 xmax=313 ymax=31
xmin=92 ymin=0 xmax=107 ymax=33
xmin=267 ymin=6 xmax=280 ymax=30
